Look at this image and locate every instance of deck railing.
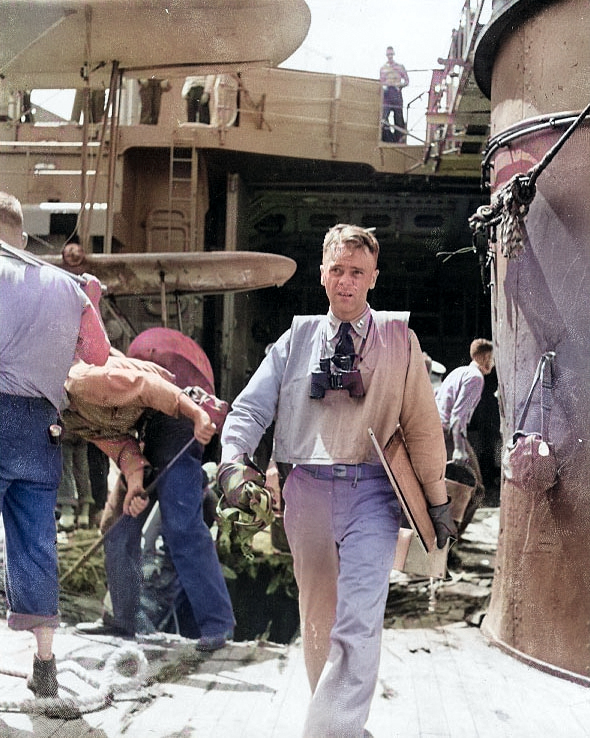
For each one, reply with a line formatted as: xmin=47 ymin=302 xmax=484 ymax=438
xmin=425 ymin=0 xmax=490 ymax=155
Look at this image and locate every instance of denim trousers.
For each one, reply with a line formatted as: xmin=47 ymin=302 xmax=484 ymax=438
xmin=0 ymin=393 xmax=61 ymax=631
xmin=104 ymin=412 xmax=235 ymax=637
xmin=283 ymin=463 xmax=401 ymax=738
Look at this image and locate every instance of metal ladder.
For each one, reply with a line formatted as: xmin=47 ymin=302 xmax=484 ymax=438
xmin=167 ymin=137 xmax=198 ymax=251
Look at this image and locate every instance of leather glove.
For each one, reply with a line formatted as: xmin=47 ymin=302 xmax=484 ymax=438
xmin=428 ymin=499 xmax=457 ymax=548
xmin=217 ymin=454 xmax=266 ymax=511
xmin=182 ymin=386 xmax=229 ymax=431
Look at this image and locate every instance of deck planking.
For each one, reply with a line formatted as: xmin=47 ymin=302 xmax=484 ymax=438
xmin=0 ymin=622 xmax=589 ymax=737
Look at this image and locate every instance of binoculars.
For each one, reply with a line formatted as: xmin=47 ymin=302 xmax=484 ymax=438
xmin=310 ymin=357 xmax=365 ymax=399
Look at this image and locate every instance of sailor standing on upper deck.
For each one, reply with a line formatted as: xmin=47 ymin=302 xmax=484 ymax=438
xmin=380 ymin=46 xmax=409 ymax=143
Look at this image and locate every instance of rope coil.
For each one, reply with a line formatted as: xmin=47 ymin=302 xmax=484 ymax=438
xmin=469 ymin=173 xmax=536 ymax=259
xmin=0 ymin=644 xmax=149 ymax=720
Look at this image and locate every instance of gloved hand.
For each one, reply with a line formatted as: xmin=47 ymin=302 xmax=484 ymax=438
xmin=182 ymin=386 xmax=229 ymax=431
xmin=217 ymin=454 xmax=266 ymax=511
xmin=428 ymin=499 xmax=457 ymax=548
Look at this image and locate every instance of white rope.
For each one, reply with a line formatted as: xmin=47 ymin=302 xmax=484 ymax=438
xmin=0 ymin=644 xmax=150 ymax=719
xmin=102 ymin=644 xmax=150 ymax=693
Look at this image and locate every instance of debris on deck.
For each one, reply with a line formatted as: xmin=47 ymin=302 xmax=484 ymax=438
xmin=2 ymin=508 xmax=590 ymax=737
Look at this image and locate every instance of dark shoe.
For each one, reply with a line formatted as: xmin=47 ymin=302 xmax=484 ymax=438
xmin=194 ymin=635 xmax=228 ymax=652
xmin=27 ymin=655 xmax=58 ymax=698
xmin=75 ymin=618 xmax=133 ymax=638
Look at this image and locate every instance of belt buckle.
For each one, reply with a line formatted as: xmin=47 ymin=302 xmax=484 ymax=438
xmin=332 ymin=464 xmax=348 ymax=478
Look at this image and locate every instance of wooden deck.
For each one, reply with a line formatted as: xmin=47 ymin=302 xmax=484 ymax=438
xmin=0 ymin=620 xmax=589 ymax=738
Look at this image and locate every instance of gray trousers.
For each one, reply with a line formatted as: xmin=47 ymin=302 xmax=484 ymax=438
xmin=283 ymin=464 xmax=401 ymax=738
xmin=56 ymin=433 xmax=93 ymax=508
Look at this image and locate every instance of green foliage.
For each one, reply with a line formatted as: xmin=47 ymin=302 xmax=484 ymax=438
xmin=216 ymin=531 xmax=297 ymax=600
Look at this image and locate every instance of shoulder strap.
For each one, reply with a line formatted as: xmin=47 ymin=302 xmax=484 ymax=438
xmin=540 ymin=351 xmax=555 ymax=440
xmin=0 ymin=240 xmax=88 ymax=286
xmin=371 ymin=310 xmax=410 ymax=325
xmin=515 ymin=351 xmax=555 ymax=436
xmin=290 ymin=314 xmax=324 ymax=331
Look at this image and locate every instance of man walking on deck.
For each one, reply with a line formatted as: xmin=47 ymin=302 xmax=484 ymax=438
xmin=380 ymin=46 xmax=409 ymax=142
xmin=218 ymin=224 xmax=455 ymax=737
xmin=435 ymin=338 xmax=494 ymax=534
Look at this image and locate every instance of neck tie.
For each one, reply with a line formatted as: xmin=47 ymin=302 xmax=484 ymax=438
xmin=334 ymin=321 xmax=355 ymax=358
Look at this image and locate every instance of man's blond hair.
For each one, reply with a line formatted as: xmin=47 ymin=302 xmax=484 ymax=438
xmin=470 ymin=338 xmax=493 ymax=361
xmin=0 ymin=191 xmax=23 ymax=230
xmin=322 ymin=224 xmax=380 ymax=262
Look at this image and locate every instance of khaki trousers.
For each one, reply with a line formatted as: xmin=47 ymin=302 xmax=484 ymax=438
xmin=283 ymin=464 xmax=400 ymax=738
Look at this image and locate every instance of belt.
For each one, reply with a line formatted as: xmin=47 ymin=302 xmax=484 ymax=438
xmin=0 ymin=392 xmax=55 ymax=411
xmin=299 ymin=463 xmax=386 ymax=481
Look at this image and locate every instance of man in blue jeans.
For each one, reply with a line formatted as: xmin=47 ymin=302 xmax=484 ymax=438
xmin=0 ymin=191 xmax=110 ymax=697
xmin=101 ymin=410 xmax=235 ymax=647
xmin=76 ymin=329 xmax=235 ymax=650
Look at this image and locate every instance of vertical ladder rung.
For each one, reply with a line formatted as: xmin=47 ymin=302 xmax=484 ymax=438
xmin=168 ymin=137 xmax=197 ymax=251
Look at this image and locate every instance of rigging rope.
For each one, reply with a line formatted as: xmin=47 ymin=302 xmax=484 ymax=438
xmin=470 ymin=99 xmax=590 ymax=260
xmin=0 ymin=644 xmax=149 ymax=720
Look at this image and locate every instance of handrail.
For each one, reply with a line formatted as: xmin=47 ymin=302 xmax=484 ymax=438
xmin=425 ymin=0 xmax=489 ymax=157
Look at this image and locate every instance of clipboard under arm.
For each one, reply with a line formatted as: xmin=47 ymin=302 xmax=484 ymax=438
xmin=369 ymin=426 xmax=449 ymax=579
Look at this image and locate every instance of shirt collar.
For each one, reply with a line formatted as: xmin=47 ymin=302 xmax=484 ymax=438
xmin=327 ymin=304 xmax=372 ymax=341
xmin=470 ymin=360 xmax=484 ymax=377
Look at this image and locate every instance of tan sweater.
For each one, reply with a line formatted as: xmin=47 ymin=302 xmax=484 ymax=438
xmin=271 ymin=313 xmax=447 ymax=504
xmin=62 ymin=355 xmax=183 ymax=477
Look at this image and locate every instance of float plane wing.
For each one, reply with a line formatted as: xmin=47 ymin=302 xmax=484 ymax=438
xmin=39 ymin=250 xmax=297 ymax=296
xmin=0 ymin=0 xmax=311 ymax=89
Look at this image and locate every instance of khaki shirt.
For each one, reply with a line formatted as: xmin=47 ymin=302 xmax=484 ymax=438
xmin=62 ymin=355 xmax=182 ymax=477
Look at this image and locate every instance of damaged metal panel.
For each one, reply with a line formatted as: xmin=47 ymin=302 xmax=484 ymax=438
xmin=474 ymin=0 xmax=590 ymax=681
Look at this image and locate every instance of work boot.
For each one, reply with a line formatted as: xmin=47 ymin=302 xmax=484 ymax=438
xmin=77 ymin=503 xmax=90 ymax=529
xmin=27 ymin=654 xmax=58 ymax=698
xmin=194 ymin=634 xmax=228 ymax=652
xmin=58 ymin=505 xmax=76 ymax=532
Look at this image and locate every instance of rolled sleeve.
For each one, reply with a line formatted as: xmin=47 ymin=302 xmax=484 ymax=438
xmin=76 ymin=301 xmax=110 ymax=366
xmin=449 ymin=374 xmax=484 ymax=436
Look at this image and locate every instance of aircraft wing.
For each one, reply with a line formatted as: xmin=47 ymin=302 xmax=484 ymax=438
xmin=38 ymin=250 xmax=297 ymax=297
xmin=0 ymin=0 xmax=311 ymax=89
